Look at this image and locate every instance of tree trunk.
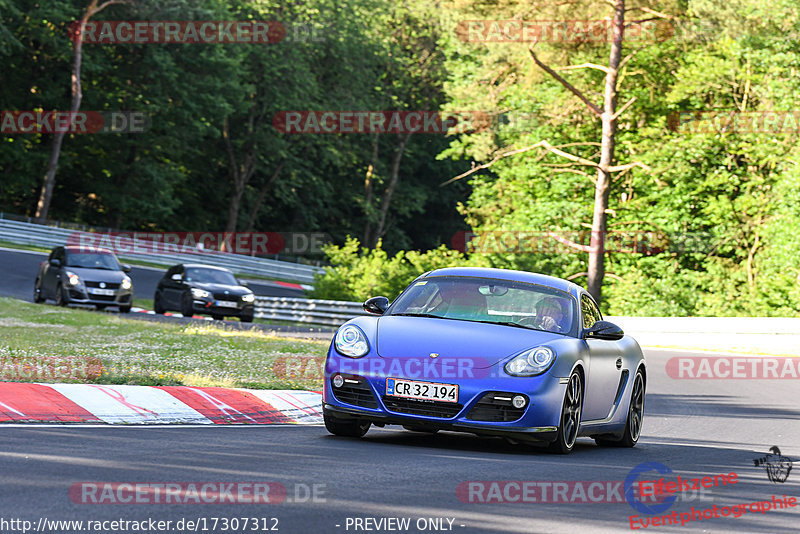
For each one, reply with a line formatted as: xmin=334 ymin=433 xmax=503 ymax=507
xmin=34 ymin=0 xmax=120 ymax=223
xmin=372 ymin=133 xmax=410 ymax=247
xmin=586 ymin=0 xmax=625 ymax=303
xmin=222 ymin=115 xmax=257 ymax=236
xmin=362 ymin=133 xmax=379 ymax=246
xmin=245 ymin=159 xmax=284 ymax=232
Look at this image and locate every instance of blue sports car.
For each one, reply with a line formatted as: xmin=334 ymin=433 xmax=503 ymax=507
xmin=322 ymin=267 xmax=646 ymax=453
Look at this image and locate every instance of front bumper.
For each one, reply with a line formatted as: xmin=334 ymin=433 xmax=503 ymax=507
xmin=190 ymin=298 xmax=254 ymax=317
xmin=323 ymin=351 xmax=568 ymax=443
xmin=65 ymin=286 xmax=132 ymax=307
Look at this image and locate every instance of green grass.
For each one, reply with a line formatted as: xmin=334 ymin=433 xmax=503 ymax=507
xmin=0 ymin=297 xmax=328 ymax=390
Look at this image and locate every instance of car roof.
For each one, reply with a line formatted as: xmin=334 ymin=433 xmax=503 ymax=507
xmin=422 ymin=267 xmax=585 ymax=296
xmin=179 ymin=263 xmax=233 ymax=272
xmin=64 ymin=246 xmax=114 ymax=255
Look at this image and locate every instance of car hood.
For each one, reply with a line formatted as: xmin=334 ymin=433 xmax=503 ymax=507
xmin=375 ymin=315 xmax=563 ymax=368
xmin=191 ymin=282 xmax=251 ymax=295
xmin=64 ymin=267 xmax=126 ymax=283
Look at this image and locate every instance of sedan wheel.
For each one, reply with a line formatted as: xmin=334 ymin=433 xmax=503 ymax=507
xmin=180 ymin=292 xmax=194 ymax=317
xmin=548 ymin=370 xmax=582 ymax=454
xmin=54 ymin=283 xmax=67 ymax=307
xmin=153 ymin=292 xmax=166 ymax=314
xmin=596 ymin=369 xmax=645 ymax=448
xmin=323 ymin=410 xmax=370 ymax=438
xmin=33 ymin=279 xmax=44 ymax=303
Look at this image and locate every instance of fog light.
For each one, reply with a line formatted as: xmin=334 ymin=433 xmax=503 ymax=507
xmin=332 ymin=374 xmax=344 ymax=388
xmin=512 ymin=395 xmax=527 ymax=409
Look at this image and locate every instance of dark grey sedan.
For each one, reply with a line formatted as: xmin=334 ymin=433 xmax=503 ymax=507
xmin=154 ymin=263 xmax=255 ymax=322
xmin=34 ymin=246 xmax=133 ymax=312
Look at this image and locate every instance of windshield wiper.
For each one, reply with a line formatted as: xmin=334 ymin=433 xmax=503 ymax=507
xmin=391 ymin=313 xmax=445 ymax=319
xmin=473 ymin=320 xmax=537 ymax=330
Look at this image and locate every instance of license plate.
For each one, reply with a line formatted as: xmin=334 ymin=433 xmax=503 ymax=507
xmin=215 ymin=300 xmax=238 ymax=308
xmin=385 ymin=378 xmax=458 ymax=403
xmin=89 ymin=288 xmax=115 ymax=296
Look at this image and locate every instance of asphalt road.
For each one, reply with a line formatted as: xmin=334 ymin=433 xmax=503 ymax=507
xmin=1 ymin=349 xmax=798 ymax=534
xmin=0 ymin=246 xmax=306 ymax=302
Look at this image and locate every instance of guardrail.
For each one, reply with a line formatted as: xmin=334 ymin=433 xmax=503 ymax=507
xmin=254 ymin=296 xmax=368 ymax=326
xmin=0 ymin=217 xmax=324 ymax=284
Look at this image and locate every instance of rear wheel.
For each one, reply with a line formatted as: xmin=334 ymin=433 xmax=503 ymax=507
xmin=33 ymin=279 xmax=44 ymax=303
xmin=323 ymin=411 xmax=370 ymax=438
xmin=596 ymin=369 xmax=645 ymax=448
xmin=211 ymin=314 xmax=224 ymax=321
xmin=548 ymin=370 xmax=583 ymax=454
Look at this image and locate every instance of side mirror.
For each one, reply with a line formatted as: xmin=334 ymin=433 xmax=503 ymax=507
xmin=170 ymin=273 xmax=182 ymax=281
xmin=121 ymin=264 xmax=132 ymax=273
xmin=584 ymin=320 xmax=624 ymax=341
xmin=363 ymin=296 xmax=390 ymax=315
xmin=239 ymin=280 xmax=249 ymax=287
xmin=49 ymin=258 xmax=61 ymax=268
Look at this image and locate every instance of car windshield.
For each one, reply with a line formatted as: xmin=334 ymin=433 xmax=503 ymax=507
xmin=184 ymin=268 xmax=239 ymax=285
xmin=65 ymin=252 xmax=120 ymax=270
xmin=388 ymin=276 xmax=575 ymax=334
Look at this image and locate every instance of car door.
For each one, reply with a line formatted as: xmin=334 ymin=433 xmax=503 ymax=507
xmin=41 ymin=247 xmax=63 ymax=298
xmin=161 ymin=265 xmax=184 ymax=307
xmin=580 ymin=293 xmax=624 ymax=421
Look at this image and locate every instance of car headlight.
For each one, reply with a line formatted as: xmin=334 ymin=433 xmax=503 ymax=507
xmin=121 ymin=278 xmax=132 ymax=290
xmin=334 ymin=325 xmax=369 ymax=358
xmin=191 ymin=288 xmax=211 ymax=299
xmin=505 ymin=346 xmax=556 ymax=377
xmin=241 ymin=293 xmax=255 ymax=303
xmin=65 ymin=271 xmax=80 ymax=286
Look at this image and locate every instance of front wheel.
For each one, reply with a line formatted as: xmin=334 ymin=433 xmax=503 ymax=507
xmin=54 ymin=283 xmax=68 ymax=307
xmin=548 ymin=370 xmax=583 ymax=454
xmin=596 ymin=369 xmax=645 ymax=448
xmin=323 ymin=411 xmax=370 ymax=438
xmin=119 ymin=305 xmax=131 ymax=313
xmin=33 ymin=279 xmax=44 ymax=303
xmin=153 ymin=292 xmax=166 ymax=314
xmin=180 ymin=292 xmax=194 ymax=317
xmin=240 ymin=314 xmax=253 ymax=323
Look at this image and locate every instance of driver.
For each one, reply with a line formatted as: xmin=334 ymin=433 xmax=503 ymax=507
xmin=535 ymin=297 xmax=568 ymax=333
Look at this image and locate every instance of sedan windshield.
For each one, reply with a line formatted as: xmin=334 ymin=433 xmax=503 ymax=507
xmin=65 ymin=252 xmax=120 ymax=270
xmin=184 ymin=268 xmax=239 ymax=285
xmin=388 ymin=276 xmax=575 ymax=334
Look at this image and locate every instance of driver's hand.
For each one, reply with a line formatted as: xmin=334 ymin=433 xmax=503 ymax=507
xmin=539 ymin=316 xmax=558 ymax=331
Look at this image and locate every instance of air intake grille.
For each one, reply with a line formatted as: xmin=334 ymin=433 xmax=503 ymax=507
xmin=381 ymin=396 xmax=462 ymax=418
xmin=331 ymin=375 xmax=379 ymax=408
xmin=466 ymin=392 xmax=527 ymax=422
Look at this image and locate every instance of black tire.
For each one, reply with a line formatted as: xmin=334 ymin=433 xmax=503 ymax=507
xmin=54 ymin=283 xmax=68 ymax=307
xmin=153 ymin=292 xmax=166 ymax=314
xmin=180 ymin=291 xmax=194 ymax=317
xmin=96 ymin=304 xmax=106 ymax=311
xmin=323 ymin=411 xmax=370 ymax=438
xmin=119 ymin=305 xmax=131 ymax=313
xmin=596 ymin=369 xmax=645 ymax=448
xmin=240 ymin=314 xmax=254 ymax=323
xmin=211 ymin=314 xmax=224 ymax=321
xmin=33 ymin=279 xmax=44 ymax=303
xmin=548 ymin=370 xmax=583 ymax=454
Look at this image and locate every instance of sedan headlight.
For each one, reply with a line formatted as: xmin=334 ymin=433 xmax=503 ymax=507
xmin=191 ymin=288 xmax=211 ymax=299
xmin=241 ymin=293 xmax=255 ymax=303
xmin=121 ymin=278 xmax=132 ymax=290
xmin=505 ymin=346 xmax=556 ymax=377
xmin=65 ymin=271 xmax=80 ymax=286
xmin=334 ymin=325 xmax=369 ymax=358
